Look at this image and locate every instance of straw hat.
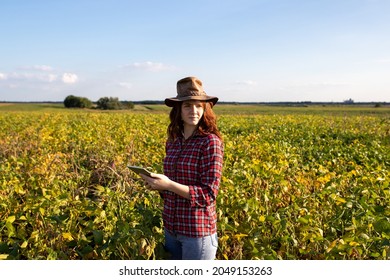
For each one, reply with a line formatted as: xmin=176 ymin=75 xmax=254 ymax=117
xmin=164 ymin=76 xmax=218 ymax=107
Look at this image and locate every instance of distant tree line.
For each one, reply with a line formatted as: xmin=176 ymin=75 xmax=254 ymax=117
xmin=63 ymin=95 xmax=93 ymax=108
xmin=64 ymin=95 xmax=134 ymax=110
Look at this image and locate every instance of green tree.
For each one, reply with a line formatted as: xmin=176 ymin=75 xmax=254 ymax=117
xmin=64 ymin=95 xmax=92 ymax=108
xmin=121 ymin=101 xmax=135 ymax=109
xmin=96 ymin=97 xmax=122 ymax=110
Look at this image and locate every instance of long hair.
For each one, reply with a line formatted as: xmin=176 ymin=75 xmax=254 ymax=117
xmin=167 ymin=101 xmax=222 ymax=142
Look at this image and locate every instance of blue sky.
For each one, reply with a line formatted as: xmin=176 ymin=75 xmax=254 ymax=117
xmin=1 ymin=0 xmax=389 ymax=102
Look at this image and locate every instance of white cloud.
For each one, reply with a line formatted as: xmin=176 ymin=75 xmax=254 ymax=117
xmin=20 ymin=65 xmax=54 ymax=71
xmin=118 ymin=82 xmax=133 ymax=89
xmin=235 ymin=80 xmax=258 ymax=86
xmin=47 ymin=74 xmax=58 ymax=82
xmin=221 ymin=80 xmax=258 ymax=93
xmin=62 ymin=73 xmax=78 ymax=84
xmin=0 ymin=65 xmax=78 ymax=85
xmin=374 ymin=58 xmax=390 ymax=64
xmin=34 ymin=73 xmax=57 ymax=82
xmin=124 ymin=61 xmax=175 ymax=72
xmin=0 ymin=65 xmax=58 ymax=83
xmin=355 ymin=58 xmax=390 ymax=65
xmin=35 ymin=65 xmax=53 ymax=71
xmin=5 ymin=72 xmax=57 ymax=82
xmin=284 ymin=81 xmax=349 ymax=90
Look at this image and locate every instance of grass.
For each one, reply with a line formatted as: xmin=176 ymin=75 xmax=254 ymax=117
xmin=0 ymin=103 xmax=65 ymax=111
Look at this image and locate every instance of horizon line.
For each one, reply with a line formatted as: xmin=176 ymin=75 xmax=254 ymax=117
xmin=1 ymin=100 xmax=389 ymax=104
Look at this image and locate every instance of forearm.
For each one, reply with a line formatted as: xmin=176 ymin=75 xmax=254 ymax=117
xmin=166 ymin=180 xmax=190 ymax=199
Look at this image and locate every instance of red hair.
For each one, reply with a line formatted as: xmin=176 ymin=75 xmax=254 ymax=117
xmin=167 ymin=101 xmax=222 ymax=142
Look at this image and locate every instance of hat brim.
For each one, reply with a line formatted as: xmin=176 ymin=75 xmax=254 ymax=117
xmin=164 ymin=95 xmax=218 ymax=107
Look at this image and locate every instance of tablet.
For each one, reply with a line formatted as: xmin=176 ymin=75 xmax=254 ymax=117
xmin=127 ymin=166 xmax=154 ymax=177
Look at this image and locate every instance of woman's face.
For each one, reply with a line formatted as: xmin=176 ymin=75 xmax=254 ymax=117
xmin=181 ymin=100 xmax=204 ymax=127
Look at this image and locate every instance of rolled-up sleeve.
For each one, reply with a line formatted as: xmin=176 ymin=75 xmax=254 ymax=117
xmin=188 ymin=134 xmax=224 ymax=207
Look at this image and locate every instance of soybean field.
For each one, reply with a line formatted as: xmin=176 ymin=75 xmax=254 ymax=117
xmin=0 ymin=104 xmax=389 ymax=260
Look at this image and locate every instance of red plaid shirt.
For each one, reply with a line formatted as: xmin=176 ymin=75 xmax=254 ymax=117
xmin=163 ymin=133 xmax=224 ymax=237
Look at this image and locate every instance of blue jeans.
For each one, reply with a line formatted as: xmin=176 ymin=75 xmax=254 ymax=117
xmin=164 ymin=229 xmax=218 ymax=260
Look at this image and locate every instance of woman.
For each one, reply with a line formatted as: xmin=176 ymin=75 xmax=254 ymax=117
xmin=140 ymin=76 xmax=224 ymax=260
